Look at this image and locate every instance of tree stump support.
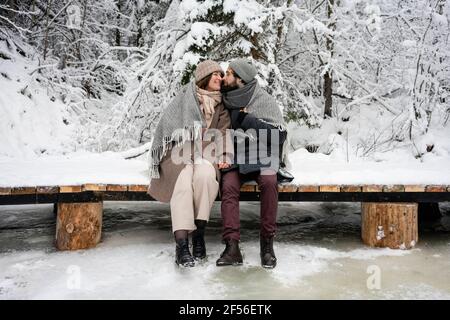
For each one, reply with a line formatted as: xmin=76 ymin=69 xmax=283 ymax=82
xmin=361 ymin=202 xmax=418 ymax=249
xmin=56 ymin=201 xmax=103 ymax=250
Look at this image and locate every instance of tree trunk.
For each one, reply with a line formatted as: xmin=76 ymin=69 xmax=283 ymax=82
xmin=56 ymin=202 xmax=103 ymax=250
xmin=361 ymin=202 xmax=418 ymax=249
xmin=81 ymin=0 xmax=88 ymax=29
xmin=8 ymin=0 xmax=16 ymax=20
xmin=136 ymin=22 xmax=142 ymax=47
xmin=115 ymin=0 xmax=122 ymax=47
xmin=323 ymin=0 xmax=335 ymax=118
xmin=115 ymin=0 xmax=123 ymax=61
xmin=324 ymin=71 xmax=333 ymax=118
xmin=42 ymin=0 xmax=53 ymax=61
xmin=74 ymin=0 xmax=88 ymax=62
xmin=29 ymin=0 xmax=37 ymax=43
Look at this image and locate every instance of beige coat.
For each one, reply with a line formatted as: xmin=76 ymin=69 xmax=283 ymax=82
xmin=147 ymin=102 xmax=232 ymax=203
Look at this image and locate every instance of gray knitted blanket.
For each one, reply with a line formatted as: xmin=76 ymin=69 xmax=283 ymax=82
xmin=148 ymin=80 xmax=205 ymax=179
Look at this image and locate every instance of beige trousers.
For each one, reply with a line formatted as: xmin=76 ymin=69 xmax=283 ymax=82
xmin=170 ymin=159 xmax=219 ymax=232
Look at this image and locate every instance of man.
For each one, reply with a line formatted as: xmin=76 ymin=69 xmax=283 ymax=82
xmin=216 ymin=58 xmax=288 ymax=269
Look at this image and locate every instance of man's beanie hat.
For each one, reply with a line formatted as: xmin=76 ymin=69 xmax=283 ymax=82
xmin=229 ymin=58 xmax=257 ymax=83
xmin=194 ymin=60 xmax=223 ymax=83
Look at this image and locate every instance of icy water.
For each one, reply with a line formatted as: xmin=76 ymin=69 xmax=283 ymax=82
xmin=0 ymin=201 xmax=449 ymax=299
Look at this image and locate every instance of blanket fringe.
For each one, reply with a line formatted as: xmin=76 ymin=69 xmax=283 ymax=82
xmin=149 ymin=123 xmax=203 ymax=179
xmin=258 ymin=119 xmax=287 ymax=132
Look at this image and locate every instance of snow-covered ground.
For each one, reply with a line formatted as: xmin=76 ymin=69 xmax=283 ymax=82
xmin=0 ymin=38 xmax=77 ymax=159
xmin=1 ymin=147 xmax=450 ymax=187
xmin=0 ymin=151 xmax=148 ymax=187
xmin=287 ymin=147 xmax=450 ymax=185
xmin=0 ymin=201 xmax=449 ymax=299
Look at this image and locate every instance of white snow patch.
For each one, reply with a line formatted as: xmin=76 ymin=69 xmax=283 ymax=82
xmin=223 ymin=0 xmax=265 ymax=34
xmin=0 ymin=151 xmax=148 ymax=187
xmin=287 ymin=147 xmax=450 ymax=185
xmin=402 ymin=40 xmax=417 ymax=47
xmin=267 ymin=245 xmax=411 ymax=287
xmin=0 ymin=40 xmax=76 ymax=159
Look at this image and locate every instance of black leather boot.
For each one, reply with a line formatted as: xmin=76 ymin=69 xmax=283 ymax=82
xmin=175 ymin=238 xmax=195 ymax=267
xmin=192 ymin=233 xmax=206 ymax=259
xmin=192 ymin=221 xmax=206 ymax=260
xmin=216 ymin=239 xmax=243 ymax=266
xmin=260 ymin=236 xmax=277 ymax=269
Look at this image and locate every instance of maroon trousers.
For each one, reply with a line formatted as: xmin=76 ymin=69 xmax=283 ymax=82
xmin=220 ymin=169 xmax=278 ymax=241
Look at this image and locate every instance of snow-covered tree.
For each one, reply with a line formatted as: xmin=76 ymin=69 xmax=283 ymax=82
xmin=1 ymin=0 xmax=448 ymax=158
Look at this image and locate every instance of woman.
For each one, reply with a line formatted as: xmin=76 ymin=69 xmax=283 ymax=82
xmin=147 ymin=60 xmax=232 ymax=267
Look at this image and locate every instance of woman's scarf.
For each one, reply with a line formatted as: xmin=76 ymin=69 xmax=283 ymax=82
xmin=196 ymin=87 xmax=221 ymax=128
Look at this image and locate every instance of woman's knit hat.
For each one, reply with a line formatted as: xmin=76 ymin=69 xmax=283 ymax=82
xmin=194 ymin=60 xmax=223 ymax=83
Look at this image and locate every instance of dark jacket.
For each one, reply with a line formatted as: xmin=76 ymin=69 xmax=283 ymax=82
xmin=225 ymin=108 xmax=287 ymax=175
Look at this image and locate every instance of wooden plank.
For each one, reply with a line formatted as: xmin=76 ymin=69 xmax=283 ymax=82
xmin=404 ymin=185 xmax=425 ymax=192
xmin=425 ymin=185 xmax=446 ymax=192
xmin=298 ymin=185 xmax=319 ymax=192
xmin=240 ymin=184 xmax=256 ymax=192
xmin=383 ymin=185 xmax=405 ymax=192
xmin=341 ymin=185 xmax=362 ymax=192
xmin=82 ymin=184 xmax=107 ymax=192
xmin=128 ymin=184 xmax=148 ymax=192
xmin=319 ymin=185 xmax=339 ymax=192
xmin=60 ymin=186 xmax=82 ymax=193
xmin=12 ymin=187 xmax=36 ymax=195
xmin=362 ymin=185 xmax=383 ymax=192
xmin=37 ymin=186 xmax=59 ymax=194
xmin=278 ymin=184 xmax=298 ymax=192
xmin=0 ymin=187 xmax=11 ymax=195
xmin=106 ymin=184 xmax=128 ymax=192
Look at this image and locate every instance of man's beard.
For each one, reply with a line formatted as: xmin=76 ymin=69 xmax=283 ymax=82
xmin=221 ymin=82 xmax=239 ymax=93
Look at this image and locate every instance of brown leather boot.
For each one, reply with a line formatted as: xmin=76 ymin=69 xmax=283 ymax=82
xmin=216 ymin=239 xmax=243 ymax=266
xmin=260 ymin=236 xmax=277 ymax=269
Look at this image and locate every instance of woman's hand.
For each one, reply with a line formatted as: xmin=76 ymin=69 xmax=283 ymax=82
xmin=218 ymin=162 xmax=231 ymax=169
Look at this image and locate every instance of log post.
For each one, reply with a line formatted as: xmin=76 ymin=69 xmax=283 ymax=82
xmin=56 ymin=201 xmax=103 ymax=250
xmin=361 ymin=202 xmax=418 ymax=249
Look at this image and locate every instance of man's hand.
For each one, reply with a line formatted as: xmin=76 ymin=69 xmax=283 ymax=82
xmin=218 ymin=162 xmax=231 ymax=169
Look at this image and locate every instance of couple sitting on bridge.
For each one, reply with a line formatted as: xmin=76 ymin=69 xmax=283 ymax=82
xmin=147 ymin=59 xmax=291 ymax=269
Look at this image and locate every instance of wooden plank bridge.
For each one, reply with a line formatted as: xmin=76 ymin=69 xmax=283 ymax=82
xmin=1 ymin=183 xmax=449 ymax=251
